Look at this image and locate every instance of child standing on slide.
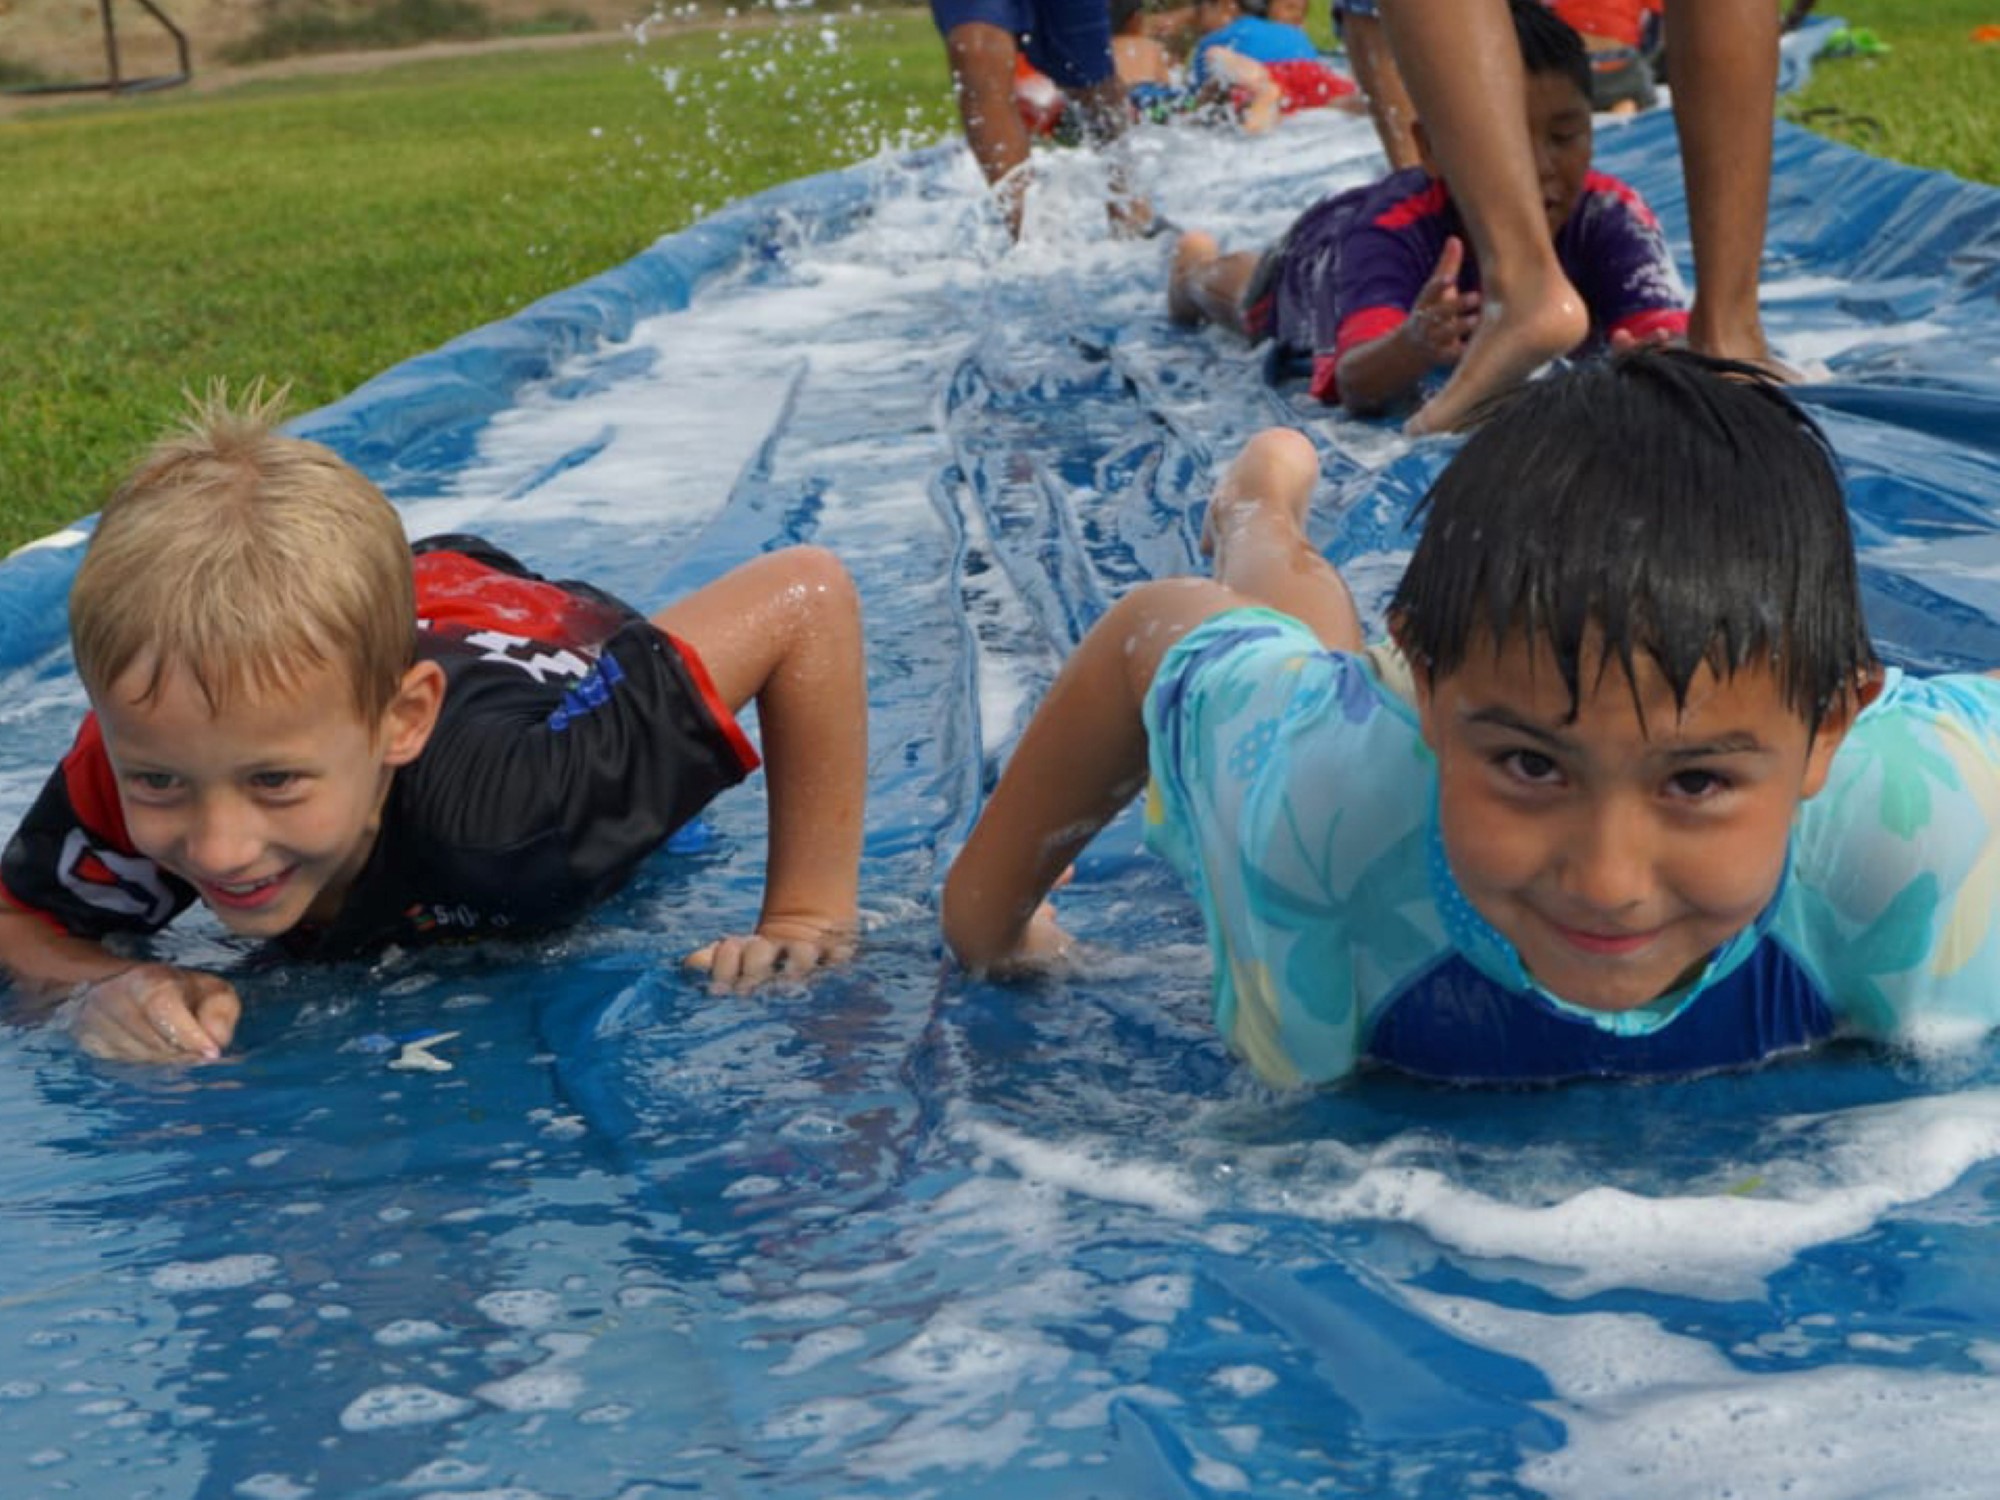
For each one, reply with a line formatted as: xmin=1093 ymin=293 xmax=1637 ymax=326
xmin=944 ymin=352 xmax=2000 ymax=1087
xmin=0 ymin=389 xmax=867 ymax=1063
xmin=1168 ymin=0 xmax=1685 ymax=414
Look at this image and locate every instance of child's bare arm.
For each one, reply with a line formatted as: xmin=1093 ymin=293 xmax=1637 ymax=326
xmin=944 ymin=578 xmax=1239 ymax=972
xmin=1335 ymin=235 xmax=1482 ymax=413
xmin=654 ymin=547 xmax=866 ymax=986
xmin=947 ymin=428 xmax=1354 ymax=971
xmin=1200 ymin=47 xmax=1282 ymax=134
xmin=0 ymin=897 xmax=239 ymax=1062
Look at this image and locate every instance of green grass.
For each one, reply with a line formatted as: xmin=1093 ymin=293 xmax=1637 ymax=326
xmin=1783 ymin=0 xmax=2000 ymax=185
xmin=0 ymin=12 xmax=956 ymax=553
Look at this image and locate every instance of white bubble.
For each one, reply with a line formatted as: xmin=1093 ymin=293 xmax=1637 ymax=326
xmin=475 ymin=1366 xmax=584 ymax=1412
xmin=233 ymin=1475 xmax=311 ymax=1500
xmin=337 ymin=1384 xmax=475 ymax=1431
xmin=475 ymin=1289 xmax=563 ymax=1329
xmin=1210 ymin=1364 xmax=1277 ymax=1397
xmin=374 ymin=1319 xmax=451 ymax=1347
xmin=150 ymin=1254 xmax=280 ymax=1292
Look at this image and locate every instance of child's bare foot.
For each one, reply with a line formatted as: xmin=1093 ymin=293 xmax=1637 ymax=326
xmin=1168 ymin=230 xmax=1220 ymax=326
xmin=1201 ymin=427 xmax=1318 ymax=559
xmin=1405 ymin=277 xmax=1588 ymax=434
xmin=1110 ymin=190 xmax=1156 ymax=240
xmin=1687 ymin=311 xmax=1802 ymax=382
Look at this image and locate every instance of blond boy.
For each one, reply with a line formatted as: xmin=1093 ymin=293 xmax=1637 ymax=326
xmin=0 ymin=390 xmax=865 ymax=1063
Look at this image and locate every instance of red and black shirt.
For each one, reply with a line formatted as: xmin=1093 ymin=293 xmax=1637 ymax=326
xmin=0 ymin=536 xmax=759 ymax=958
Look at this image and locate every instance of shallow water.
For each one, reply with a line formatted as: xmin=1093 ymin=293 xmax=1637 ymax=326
xmin=4 ymin=104 xmax=2000 ymax=1497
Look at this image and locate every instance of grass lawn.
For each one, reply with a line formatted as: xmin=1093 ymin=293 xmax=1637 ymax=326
xmin=0 ymin=9 xmax=957 ymax=553
xmin=1782 ymin=0 xmax=2000 ymax=186
xmin=1 ymin=0 xmax=1996 ymax=555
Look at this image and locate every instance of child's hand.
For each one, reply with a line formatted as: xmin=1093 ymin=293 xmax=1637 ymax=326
xmin=1610 ymin=324 xmax=1683 ymax=356
xmin=685 ymin=917 xmax=858 ymax=991
xmin=975 ymin=866 xmax=1078 ymax=975
xmin=1403 ymin=236 xmax=1481 ymax=366
xmin=62 ymin=965 xmax=241 ymax=1063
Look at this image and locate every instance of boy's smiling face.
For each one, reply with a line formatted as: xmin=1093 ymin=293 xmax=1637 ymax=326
xmin=1414 ymin=630 xmax=1857 ymax=1013
xmin=95 ymin=656 xmax=441 ymax=941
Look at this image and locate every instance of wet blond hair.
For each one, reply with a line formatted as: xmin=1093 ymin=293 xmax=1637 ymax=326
xmin=70 ymin=382 xmax=416 ymax=723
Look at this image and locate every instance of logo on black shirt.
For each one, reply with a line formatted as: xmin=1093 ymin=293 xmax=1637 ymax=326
xmin=57 ymin=829 xmax=177 ymax=925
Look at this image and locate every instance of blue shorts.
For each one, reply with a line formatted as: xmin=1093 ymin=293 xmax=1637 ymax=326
xmin=931 ymin=0 xmax=1115 ymax=90
xmin=1332 ymin=0 xmax=1379 ymax=19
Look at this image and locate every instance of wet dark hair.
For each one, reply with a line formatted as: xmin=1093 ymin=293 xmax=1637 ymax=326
xmin=1111 ymin=0 xmax=1149 ymax=30
xmin=1512 ymin=0 xmax=1592 ymax=102
xmin=1389 ymin=351 xmax=1878 ymax=732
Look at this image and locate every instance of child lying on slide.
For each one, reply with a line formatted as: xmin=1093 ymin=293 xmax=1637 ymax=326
xmin=945 ymin=352 xmax=2000 ymax=1087
xmin=0 ymin=389 xmax=866 ymax=1062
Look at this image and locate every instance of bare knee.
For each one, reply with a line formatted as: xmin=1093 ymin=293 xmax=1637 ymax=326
xmin=1097 ymin=576 xmax=1240 ymax=696
xmin=767 ymin=544 xmax=861 ymax=635
xmin=1236 ymin=426 xmax=1319 ymax=488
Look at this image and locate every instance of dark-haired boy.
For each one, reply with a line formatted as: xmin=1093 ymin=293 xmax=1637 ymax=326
xmin=1168 ymin=0 xmax=1685 ymax=415
xmin=943 ymin=352 xmax=2000 ymax=1086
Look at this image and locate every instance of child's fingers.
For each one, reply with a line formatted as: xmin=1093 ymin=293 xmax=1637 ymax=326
xmin=685 ymin=932 xmax=852 ymax=990
xmin=193 ymin=988 xmax=243 ymax=1051
xmin=1425 ymin=235 xmax=1464 ymax=299
xmin=140 ymin=992 xmax=221 ymax=1061
xmin=71 ymin=984 xmax=212 ymax=1063
xmin=66 ymin=968 xmax=229 ymax=1064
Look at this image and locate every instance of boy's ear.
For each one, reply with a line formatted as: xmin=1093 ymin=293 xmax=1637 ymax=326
xmin=379 ymin=660 xmax=445 ymax=769
xmin=1799 ymin=666 xmax=1885 ymax=800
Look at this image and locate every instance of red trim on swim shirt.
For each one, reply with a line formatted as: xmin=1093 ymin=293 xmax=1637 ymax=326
xmin=662 ymin=632 xmax=761 ymax=775
xmin=61 ymin=714 xmax=132 ymax=849
xmin=1335 ymin=305 xmax=1409 ymax=360
xmin=1374 ymin=178 xmax=1449 ymax=232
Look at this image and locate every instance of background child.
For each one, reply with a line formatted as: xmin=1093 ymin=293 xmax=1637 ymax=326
xmin=1331 ymin=0 xmax=1420 ymax=170
xmin=1167 ymin=0 xmax=1684 ymax=414
xmin=0 ymin=389 xmax=866 ymax=1064
xmin=944 ymin=351 xmax=2000 ymax=1087
xmin=1380 ymin=0 xmax=1783 ymax=432
xmin=929 ymin=0 xmax=1144 ymax=236
xmin=1111 ymin=0 xmax=1173 ymax=90
xmin=1186 ymin=0 xmax=1354 ymax=116
xmin=1548 ymin=0 xmax=1663 ymax=113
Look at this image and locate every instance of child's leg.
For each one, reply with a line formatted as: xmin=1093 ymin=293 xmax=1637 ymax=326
xmin=1065 ymin=74 xmax=1153 ymax=236
xmin=943 ymin=429 xmax=1353 ymax=971
xmin=651 ymin=546 xmax=866 ymax=981
xmin=944 ymin=21 xmax=1035 ymax=236
xmin=1167 ymin=231 xmax=1261 ymax=332
xmin=1201 ymin=427 xmax=1362 ymax=650
xmin=1340 ymin=10 xmax=1421 ymax=170
xmin=1668 ymin=0 xmax=1782 ymax=370
xmin=1378 ymin=0 xmax=1588 ymax=434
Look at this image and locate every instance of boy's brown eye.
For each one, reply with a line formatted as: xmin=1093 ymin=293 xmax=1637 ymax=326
xmin=1503 ymin=749 xmax=1558 ymax=781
